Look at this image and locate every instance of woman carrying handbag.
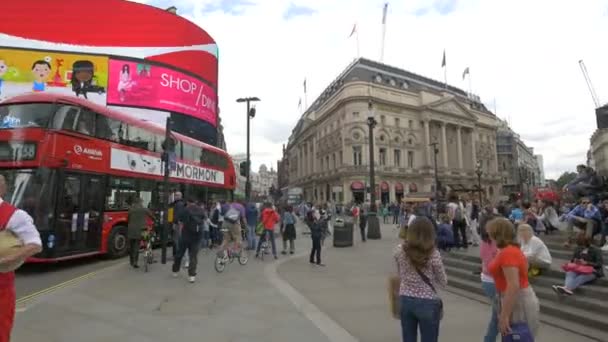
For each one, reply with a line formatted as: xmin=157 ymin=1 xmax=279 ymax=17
xmin=486 ymin=218 xmax=539 ymax=341
xmin=391 ymin=217 xmax=447 ymax=342
xmin=552 ymin=233 xmax=604 ymax=296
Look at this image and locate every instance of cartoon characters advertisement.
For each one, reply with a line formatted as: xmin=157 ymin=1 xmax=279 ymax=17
xmin=0 ymin=48 xmax=108 ymax=104
xmin=107 ymin=59 xmax=218 ymax=127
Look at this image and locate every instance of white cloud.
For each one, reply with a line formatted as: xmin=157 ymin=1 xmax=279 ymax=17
xmin=140 ymin=0 xmax=608 ymax=178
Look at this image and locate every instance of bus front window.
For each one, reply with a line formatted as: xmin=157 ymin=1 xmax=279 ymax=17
xmin=2 ymin=168 xmax=55 ymax=230
xmin=0 ymin=103 xmax=55 ymax=129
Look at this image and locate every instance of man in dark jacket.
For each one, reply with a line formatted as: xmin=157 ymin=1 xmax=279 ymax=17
xmin=171 ymin=192 xmax=186 ymax=258
xmin=172 ymin=197 xmax=206 ymax=283
xmin=127 ymin=198 xmax=154 ymax=268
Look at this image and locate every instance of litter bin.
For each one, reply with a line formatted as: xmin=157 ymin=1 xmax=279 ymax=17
xmin=333 ymin=216 xmax=354 ymax=247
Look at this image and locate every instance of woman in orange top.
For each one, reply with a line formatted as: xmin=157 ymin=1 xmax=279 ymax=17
xmin=487 ymin=218 xmax=540 ymax=337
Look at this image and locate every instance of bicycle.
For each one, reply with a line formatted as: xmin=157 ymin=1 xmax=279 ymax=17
xmin=257 ymin=231 xmax=273 ymax=260
xmin=214 ymin=229 xmax=248 ymax=273
xmin=141 ymin=228 xmax=156 ymax=273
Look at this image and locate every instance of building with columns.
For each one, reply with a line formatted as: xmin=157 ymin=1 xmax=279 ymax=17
xmin=284 ymin=58 xmax=503 ymax=205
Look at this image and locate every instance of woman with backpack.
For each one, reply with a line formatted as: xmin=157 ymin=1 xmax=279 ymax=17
xmin=447 ymin=194 xmax=468 ymax=249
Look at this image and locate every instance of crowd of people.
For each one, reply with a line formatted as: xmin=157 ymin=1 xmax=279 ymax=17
xmin=125 ymin=193 xmax=342 ymax=283
xmin=390 ymin=190 xmax=606 ymax=342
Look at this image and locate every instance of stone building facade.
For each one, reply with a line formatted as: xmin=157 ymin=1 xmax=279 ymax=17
xmin=496 ymin=120 xmax=544 ymax=198
xmin=284 ymin=58 xmax=503 ymax=205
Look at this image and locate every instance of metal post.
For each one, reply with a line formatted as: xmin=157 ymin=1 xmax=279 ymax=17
xmin=477 ymin=171 xmax=483 ymax=205
xmin=161 ymin=116 xmax=172 ymax=264
xmin=430 ymin=142 xmax=440 ymax=202
xmin=237 ymin=97 xmax=260 ymax=202
xmin=246 ymin=100 xmax=251 ymax=202
xmin=366 ymin=100 xmax=381 ymax=239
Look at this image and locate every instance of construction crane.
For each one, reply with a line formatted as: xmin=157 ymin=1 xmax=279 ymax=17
xmin=579 ymin=59 xmax=601 ymax=108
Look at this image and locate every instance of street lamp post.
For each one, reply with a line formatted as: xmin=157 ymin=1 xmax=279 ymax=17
xmin=475 ymin=160 xmax=483 ymax=205
xmin=366 ymin=100 xmax=381 ymax=239
xmin=236 ymin=97 xmax=260 ymax=202
xmin=429 ymin=142 xmax=440 ymax=203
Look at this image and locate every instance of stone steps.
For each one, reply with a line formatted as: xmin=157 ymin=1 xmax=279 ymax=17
xmin=441 ymin=242 xmax=608 ymax=338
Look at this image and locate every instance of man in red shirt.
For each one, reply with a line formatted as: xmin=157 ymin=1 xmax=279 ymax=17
xmin=0 ymin=175 xmax=42 ymax=342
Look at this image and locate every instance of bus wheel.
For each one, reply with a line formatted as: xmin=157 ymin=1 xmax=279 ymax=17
xmin=107 ymin=226 xmax=128 ymax=258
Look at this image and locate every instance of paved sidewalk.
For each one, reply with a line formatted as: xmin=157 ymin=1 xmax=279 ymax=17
xmin=12 ymin=222 xmax=597 ymax=342
xmin=12 ymin=227 xmax=329 ymax=342
xmin=278 ymin=223 xmax=596 ymax=342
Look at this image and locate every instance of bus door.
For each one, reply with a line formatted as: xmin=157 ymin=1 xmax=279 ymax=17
xmin=56 ymin=172 xmax=104 ymax=254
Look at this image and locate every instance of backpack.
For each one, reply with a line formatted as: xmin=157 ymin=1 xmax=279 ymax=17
xmin=224 ymin=207 xmax=240 ymax=224
xmin=453 ymin=205 xmax=464 ymax=222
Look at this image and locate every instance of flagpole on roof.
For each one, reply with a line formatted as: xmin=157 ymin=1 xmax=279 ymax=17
xmin=463 ymin=67 xmax=472 ymax=97
xmin=349 ymin=23 xmax=360 ymax=60
xmin=380 ymin=3 xmax=388 ymax=62
xmin=303 ymin=78 xmax=308 ymax=110
xmin=442 ymin=49 xmax=447 ymax=89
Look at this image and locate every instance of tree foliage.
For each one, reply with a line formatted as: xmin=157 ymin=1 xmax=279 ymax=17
xmin=555 ymin=171 xmax=577 ymax=189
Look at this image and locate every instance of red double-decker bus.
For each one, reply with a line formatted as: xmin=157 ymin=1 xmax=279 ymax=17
xmin=0 ymin=93 xmax=235 ymax=262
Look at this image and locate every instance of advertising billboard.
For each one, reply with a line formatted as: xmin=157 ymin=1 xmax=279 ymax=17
xmin=107 ymin=59 xmax=217 ymax=127
xmin=0 ymin=48 xmax=108 ymax=105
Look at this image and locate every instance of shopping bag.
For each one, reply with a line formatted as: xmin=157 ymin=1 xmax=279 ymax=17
xmin=387 ymin=275 xmax=400 ymax=319
xmin=502 ymin=322 xmax=534 ymax=342
xmin=255 ymin=222 xmax=264 ymax=236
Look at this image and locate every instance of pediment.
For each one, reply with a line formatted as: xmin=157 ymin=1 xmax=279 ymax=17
xmin=426 ymin=98 xmax=478 ymax=121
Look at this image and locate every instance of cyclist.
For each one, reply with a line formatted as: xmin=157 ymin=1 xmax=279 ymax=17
xmin=256 ymin=202 xmax=280 ymax=259
xmin=218 ymin=201 xmax=246 ymax=258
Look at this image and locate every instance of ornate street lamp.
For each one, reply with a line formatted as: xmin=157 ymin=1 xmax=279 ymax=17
xmin=366 ymin=99 xmax=381 ymax=239
xmin=475 ymin=160 xmax=483 ymax=205
xmin=237 ymin=97 xmax=261 ymax=202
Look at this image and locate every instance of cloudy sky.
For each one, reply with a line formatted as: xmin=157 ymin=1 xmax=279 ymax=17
xmin=134 ymin=0 xmax=608 ymax=179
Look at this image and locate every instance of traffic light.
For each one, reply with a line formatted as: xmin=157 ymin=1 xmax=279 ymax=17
xmin=239 ymin=161 xmax=248 ymax=177
xmin=161 ymin=137 xmax=176 ymax=152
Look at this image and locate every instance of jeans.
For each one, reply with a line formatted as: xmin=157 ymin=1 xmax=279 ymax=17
xmin=481 ymin=281 xmax=499 ymax=342
xmin=452 ymin=220 xmax=468 ymax=248
xmin=310 ymin=236 xmax=322 ymax=264
xmin=256 ymin=230 xmax=277 ymax=257
xmin=359 ymin=216 xmax=367 ymax=242
xmin=393 ymin=214 xmax=399 ymax=224
xmin=247 ymin=224 xmax=257 ymax=250
xmin=200 ymin=231 xmax=210 ymax=249
xmin=564 ymin=271 xmax=596 ymax=290
xmin=128 ymin=238 xmax=140 ymax=266
xmin=172 ymin=234 xmax=201 ymax=277
xmin=400 ymin=296 xmax=441 ymax=342
xmin=172 ymin=224 xmax=180 ymax=257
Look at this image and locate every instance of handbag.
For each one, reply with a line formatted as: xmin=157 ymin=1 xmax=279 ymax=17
xmin=255 ymin=222 xmax=264 ymax=236
xmin=561 ymin=262 xmax=594 ymax=275
xmin=502 ymin=322 xmax=534 ymax=342
xmin=387 ymin=275 xmax=400 ymax=319
xmin=414 ymin=267 xmax=444 ymax=320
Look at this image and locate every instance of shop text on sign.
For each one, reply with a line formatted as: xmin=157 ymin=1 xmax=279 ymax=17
xmin=107 ymin=59 xmax=218 ymax=127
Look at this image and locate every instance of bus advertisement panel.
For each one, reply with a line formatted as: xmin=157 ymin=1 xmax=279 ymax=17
xmin=106 ymin=59 xmax=217 ymax=127
xmin=0 ymin=48 xmax=109 ymax=104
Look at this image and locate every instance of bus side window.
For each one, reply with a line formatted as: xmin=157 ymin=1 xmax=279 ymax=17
xmin=76 ymin=109 xmax=96 ymax=136
xmin=95 ymin=114 xmax=113 ymax=141
xmin=52 ymin=105 xmax=81 ymax=131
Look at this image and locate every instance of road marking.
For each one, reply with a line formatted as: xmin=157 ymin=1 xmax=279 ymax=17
xmin=16 ymin=261 xmax=127 ymax=306
xmin=265 ymin=252 xmax=359 ymax=342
